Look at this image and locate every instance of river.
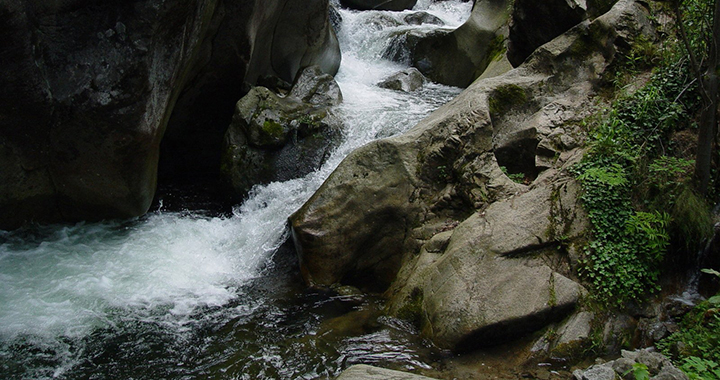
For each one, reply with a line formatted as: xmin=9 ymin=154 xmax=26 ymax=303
xmin=0 ymin=1 xmax=471 ymax=378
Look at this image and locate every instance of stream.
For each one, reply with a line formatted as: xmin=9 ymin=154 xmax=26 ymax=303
xmin=0 ymin=1 xmax=471 ymax=378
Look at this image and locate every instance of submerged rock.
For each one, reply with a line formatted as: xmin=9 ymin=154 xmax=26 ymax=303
xmin=222 ymin=66 xmax=343 ymax=196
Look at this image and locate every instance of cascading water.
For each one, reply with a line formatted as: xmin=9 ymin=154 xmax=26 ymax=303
xmin=0 ymin=2 xmax=471 ymax=379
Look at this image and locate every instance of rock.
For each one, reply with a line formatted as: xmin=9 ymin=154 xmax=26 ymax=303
xmin=222 ymin=67 xmax=343 ymax=196
xmin=394 ymin=0 xmax=513 ymax=87
xmin=0 ymin=0 xmax=220 ymax=229
xmin=652 ymin=366 xmax=689 ymax=380
xmin=162 ymin=0 xmax=342 ymax=189
xmin=388 ymin=183 xmax=587 ymax=350
xmin=552 ymin=311 xmax=594 ymax=358
xmin=291 ymin=0 xmax=656 ymax=350
xmin=404 ymin=11 xmax=444 ymax=26
xmin=335 ymin=365 xmax=439 ymax=380
xmin=0 ymin=0 xmax=342 ymax=229
xmin=507 ymin=0 xmax=588 ymax=67
xmin=378 ymin=68 xmax=426 ymax=92
xmin=602 ymin=314 xmax=637 ymax=355
xmin=634 ymin=349 xmax=671 ymax=374
xmin=271 ymin=0 xmax=342 ymax=83
xmin=575 ymin=349 xmax=688 ymax=380
xmin=290 ymin=65 xmax=344 ymax=106
xmin=339 ymin=0 xmax=418 ymax=11
xmin=573 ymin=366 xmax=616 ymax=380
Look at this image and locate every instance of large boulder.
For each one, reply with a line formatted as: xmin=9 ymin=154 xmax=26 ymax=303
xmin=385 ymin=0 xmax=513 ymax=87
xmin=339 ymin=0 xmax=418 ymax=11
xmin=291 ymin=0 xmax=656 ymax=350
xmin=0 ymin=0 xmax=341 ymax=229
xmin=222 ymin=66 xmax=343 ymax=196
xmin=0 ymin=0 xmax=220 ymax=229
xmin=161 ymin=0 xmax=341 ymax=191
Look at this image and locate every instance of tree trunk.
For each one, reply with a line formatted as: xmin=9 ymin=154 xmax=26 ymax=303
xmin=694 ymin=0 xmax=720 ymax=196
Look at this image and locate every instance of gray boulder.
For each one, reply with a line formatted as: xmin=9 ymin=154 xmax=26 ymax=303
xmin=389 ymin=0 xmax=513 ymax=87
xmin=291 ymin=0 xmax=656 ymax=350
xmin=378 ymin=68 xmax=426 ymax=92
xmin=339 ymin=0 xmax=418 ymax=11
xmin=404 ymin=11 xmax=444 ymax=26
xmin=574 ymin=349 xmax=688 ymax=380
xmin=222 ymin=66 xmax=342 ymax=196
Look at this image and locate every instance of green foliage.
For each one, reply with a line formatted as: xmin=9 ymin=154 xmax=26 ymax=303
xmin=500 ymin=165 xmax=525 ymax=183
xmin=672 ymin=188 xmax=714 ymax=249
xmin=659 ymin=289 xmax=720 ymax=376
xmin=625 ymin=362 xmax=650 ymax=380
xmin=574 ymin=37 xmax=703 ymax=307
xmin=680 ymin=357 xmax=720 ymax=380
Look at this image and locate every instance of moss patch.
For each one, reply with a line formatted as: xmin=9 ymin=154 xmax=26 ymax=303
xmin=488 ymin=84 xmax=527 ymax=116
xmin=396 ymin=288 xmax=424 ymax=328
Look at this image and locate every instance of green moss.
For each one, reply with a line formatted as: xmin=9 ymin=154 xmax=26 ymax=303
xmin=396 ymin=288 xmax=424 ymax=328
xmin=485 ymin=33 xmax=507 ymax=63
xmin=488 ymin=84 xmax=527 ymax=116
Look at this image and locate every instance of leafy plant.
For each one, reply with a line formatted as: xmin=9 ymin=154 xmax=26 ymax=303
xmin=625 ymin=362 xmax=650 ymax=380
xmin=680 ymin=357 xmax=720 ymax=380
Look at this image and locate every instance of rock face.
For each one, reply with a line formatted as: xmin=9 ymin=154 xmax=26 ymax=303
xmin=507 ymin=0 xmax=588 ymax=67
xmin=291 ymin=0 xmax=656 ymax=351
xmin=339 ymin=0 xmax=418 ymax=11
xmin=573 ymin=349 xmax=689 ymax=380
xmin=0 ymin=0 xmax=341 ymax=229
xmin=222 ymin=66 xmax=343 ymax=196
xmin=386 ymin=0 xmax=512 ymax=87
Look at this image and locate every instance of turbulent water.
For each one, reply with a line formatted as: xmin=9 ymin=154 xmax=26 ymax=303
xmin=0 ymin=2 xmax=471 ymax=379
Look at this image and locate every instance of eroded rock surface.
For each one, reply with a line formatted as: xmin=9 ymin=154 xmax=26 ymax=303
xmin=291 ymin=0 xmax=656 ymax=350
xmin=336 ymin=365 xmax=440 ymax=380
xmin=0 ymin=0 xmax=341 ymax=229
xmin=384 ymin=0 xmax=512 ymax=87
xmin=222 ymin=66 xmax=343 ymax=196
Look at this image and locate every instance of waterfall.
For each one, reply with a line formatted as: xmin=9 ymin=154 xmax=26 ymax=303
xmin=0 ymin=2 xmax=471 ymax=378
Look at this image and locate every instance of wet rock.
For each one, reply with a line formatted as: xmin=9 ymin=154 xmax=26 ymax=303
xmin=575 ymin=349 xmax=687 ymax=380
xmin=552 ymin=312 xmax=594 ymax=358
xmin=222 ymin=66 xmax=343 ymax=196
xmin=507 ymin=0 xmax=588 ymax=67
xmin=404 ymin=11 xmax=444 ymax=26
xmin=335 ymin=365 xmax=439 ymax=380
xmin=602 ymin=314 xmax=637 ymax=355
xmin=573 ymin=366 xmax=615 ymax=380
xmin=0 ymin=0 xmax=342 ymax=229
xmin=378 ymin=68 xmax=426 ymax=92
xmin=339 ymin=0 xmax=418 ymax=11
xmin=291 ymin=0 xmax=656 ymax=350
xmin=290 ymin=65 xmax=344 ymax=106
xmin=392 ymin=0 xmax=513 ymax=87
